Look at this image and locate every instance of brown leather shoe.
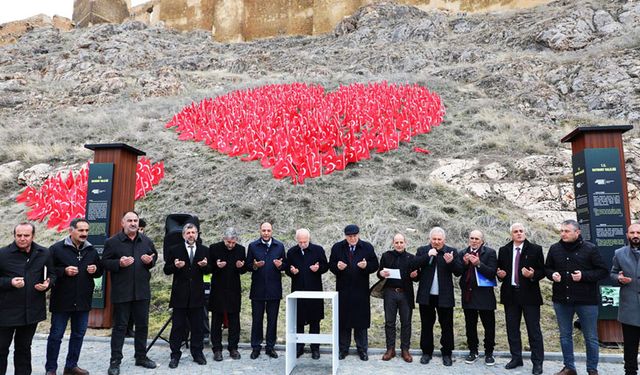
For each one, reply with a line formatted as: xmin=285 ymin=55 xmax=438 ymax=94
xmin=587 ymin=370 xmax=599 ymax=375
xmin=554 ymin=367 xmax=577 ymax=375
xmin=382 ymin=347 xmax=396 ymax=361
xmin=63 ymin=367 xmax=89 ymax=375
xmin=401 ymin=349 xmax=413 ymax=363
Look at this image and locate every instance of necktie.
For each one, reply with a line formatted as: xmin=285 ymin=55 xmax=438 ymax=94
xmin=188 ymin=245 xmax=194 ymax=264
xmin=349 ymin=246 xmax=355 ymax=263
xmin=514 ymin=247 xmax=521 ymax=286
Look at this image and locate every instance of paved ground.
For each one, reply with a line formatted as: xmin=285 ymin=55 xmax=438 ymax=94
xmin=11 ymin=334 xmax=624 ymax=374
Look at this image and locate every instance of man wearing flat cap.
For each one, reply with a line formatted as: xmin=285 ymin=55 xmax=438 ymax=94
xmin=329 ymin=224 xmax=379 ymax=361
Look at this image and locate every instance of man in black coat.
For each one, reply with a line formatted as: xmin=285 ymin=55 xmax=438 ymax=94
xmin=208 ymin=227 xmax=246 ymax=361
xmin=246 ymin=222 xmax=287 ymax=360
xmin=329 ymin=224 xmax=379 ymax=361
xmin=285 ymin=228 xmax=329 ymax=360
xmin=459 ymin=229 xmax=498 ymax=366
xmin=0 ymin=222 xmax=54 ymax=375
xmin=45 ymin=218 xmax=102 ymax=375
xmin=412 ymin=226 xmax=462 ymax=367
xmin=102 ymin=211 xmax=158 ymax=375
xmin=377 ymin=233 xmax=418 ymax=363
xmin=163 ymin=223 xmax=209 ymax=368
xmin=545 ymin=219 xmax=608 ymax=375
xmin=496 ymin=223 xmax=545 ymax=375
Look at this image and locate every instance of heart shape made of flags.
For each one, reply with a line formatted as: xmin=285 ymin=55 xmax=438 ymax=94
xmin=165 ymin=82 xmax=445 ymax=184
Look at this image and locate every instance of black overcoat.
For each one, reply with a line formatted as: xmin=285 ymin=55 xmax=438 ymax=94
xmin=0 ymin=241 xmax=55 ymax=327
xmin=102 ymin=231 xmax=157 ymax=303
xmin=497 ymin=239 xmax=545 ymax=306
xmin=459 ymin=245 xmax=498 ymax=310
xmin=329 ymin=239 xmax=379 ymax=329
xmin=412 ymin=244 xmax=462 ymax=308
xmin=285 ymin=243 xmax=329 ymax=322
xmin=49 ymin=237 xmax=103 ymax=312
xmin=163 ymin=242 xmax=210 ymax=308
xmin=208 ymin=241 xmax=246 ymax=313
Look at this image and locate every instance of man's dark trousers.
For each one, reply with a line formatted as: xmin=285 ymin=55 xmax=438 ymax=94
xmin=170 ymin=306 xmax=204 ymax=359
xmin=419 ymin=295 xmax=454 ymax=356
xmin=0 ymin=324 xmax=38 ymax=375
xmin=111 ymin=300 xmax=150 ymax=362
xmin=504 ymin=294 xmax=543 ymax=367
xmin=251 ymin=300 xmax=280 ymax=350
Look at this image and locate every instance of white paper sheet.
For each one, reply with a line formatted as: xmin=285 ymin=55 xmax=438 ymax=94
xmin=384 ymin=268 xmax=401 ymax=279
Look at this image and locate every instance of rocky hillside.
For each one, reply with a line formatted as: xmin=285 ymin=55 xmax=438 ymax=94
xmin=1 ymin=0 xmax=639 ymax=252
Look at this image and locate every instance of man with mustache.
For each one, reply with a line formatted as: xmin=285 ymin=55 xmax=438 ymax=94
xmin=611 ymin=223 xmax=640 ymax=375
xmin=208 ymin=227 xmax=246 ymax=361
xmin=45 ymin=218 xmax=102 ymax=375
xmin=103 ymin=211 xmax=158 ymax=375
xmin=163 ymin=223 xmax=209 ymax=369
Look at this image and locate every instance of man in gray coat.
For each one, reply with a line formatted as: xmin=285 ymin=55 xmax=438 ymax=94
xmin=611 ymin=223 xmax=640 ymax=375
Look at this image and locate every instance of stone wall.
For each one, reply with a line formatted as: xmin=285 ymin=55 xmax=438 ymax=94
xmin=0 ymin=15 xmax=73 ymax=47
xmin=73 ymin=0 xmax=129 ymax=27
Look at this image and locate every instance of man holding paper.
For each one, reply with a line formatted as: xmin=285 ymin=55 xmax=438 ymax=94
xmin=0 ymin=222 xmax=55 ymax=375
xmin=377 ymin=233 xmax=418 ymax=362
xmin=459 ymin=229 xmax=498 ymax=366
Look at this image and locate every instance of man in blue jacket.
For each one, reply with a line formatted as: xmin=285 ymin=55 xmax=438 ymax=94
xmin=246 ymin=222 xmax=286 ymax=360
xmin=0 ymin=222 xmax=54 ymax=375
xmin=45 ymin=218 xmax=102 ymax=375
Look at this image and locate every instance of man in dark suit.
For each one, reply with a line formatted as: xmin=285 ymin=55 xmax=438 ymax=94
xmin=285 ymin=228 xmax=329 ymax=359
xmin=496 ymin=223 xmax=545 ymax=375
xmin=412 ymin=226 xmax=462 ymax=367
xmin=208 ymin=227 xmax=246 ymax=361
xmin=246 ymin=222 xmax=287 ymax=360
xmin=460 ymin=229 xmax=498 ymax=366
xmin=45 ymin=218 xmax=102 ymax=375
xmin=0 ymin=222 xmax=54 ymax=375
xmin=329 ymin=224 xmax=379 ymax=361
xmin=102 ymin=211 xmax=157 ymax=375
xmin=163 ymin=223 xmax=209 ymax=368
xmin=611 ymin=223 xmax=640 ymax=375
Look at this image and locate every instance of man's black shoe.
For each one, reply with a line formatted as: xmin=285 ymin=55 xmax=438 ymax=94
xmin=107 ymin=363 xmax=120 ymax=375
xmin=134 ymin=357 xmax=157 ymax=369
xmin=505 ymin=359 xmax=524 ymax=369
xmin=532 ymin=364 xmax=543 ymax=375
xmin=213 ymin=351 xmax=223 ymax=362
xmin=265 ymin=348 xmax=278 ymax=359
xmin=420 ymin=354 xmax=432 ymax=364
xmin=250 ymin=349 xmax=260 ymax=359
xmin=442 ymin=355 xmax=453 ymax=366
xmin=339 ymin=351 xmax=347 ymax=360
xmin=464 ymin=352 xmax=479 ymax=364
xmin=311 ymin=350 xmax=320 ymax=360
xmin=357 ymin=350 xmax=368 ymax=361
xmin=193 ymin=355 xmax=207 ymax=365
xmin=168 ymin=358 xmax=179 ymax=369
xmin=229 ymin=349 xmax=241 ymax=360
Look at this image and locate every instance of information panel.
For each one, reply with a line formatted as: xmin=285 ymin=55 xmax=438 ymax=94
xmin=572 ymin=148 xmax=627 ymax=319
xmin=85 ymin=163 xmax=114 ymax=309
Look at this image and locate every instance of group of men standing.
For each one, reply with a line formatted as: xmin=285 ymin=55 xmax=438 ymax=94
xmin=1 ymin=215 xmax=640 ymax=375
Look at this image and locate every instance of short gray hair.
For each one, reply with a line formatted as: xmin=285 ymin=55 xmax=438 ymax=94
xmin=510 ymin=223 xmax=526 ymax=233
xmin=295 ymin=228 xmax=310 ymax=240
xmin=182 ymin=223 xmax=198 ymax=234
xmin=429 ymin=227 xmax=446 ymax=239
xmin=223 ymin=227 xmax=239 ymax=240
xmin=561 ymin=219 xmax=580 ymax=231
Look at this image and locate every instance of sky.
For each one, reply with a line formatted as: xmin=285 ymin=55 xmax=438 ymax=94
xmin=0 ymin=0 xmax=147 ymax=24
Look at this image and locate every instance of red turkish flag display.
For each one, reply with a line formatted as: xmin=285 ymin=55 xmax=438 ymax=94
xmin=16 ymin=159 xmax=165 ymax=232
xmin=166 ymin=82 xmax=445 ymax=184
